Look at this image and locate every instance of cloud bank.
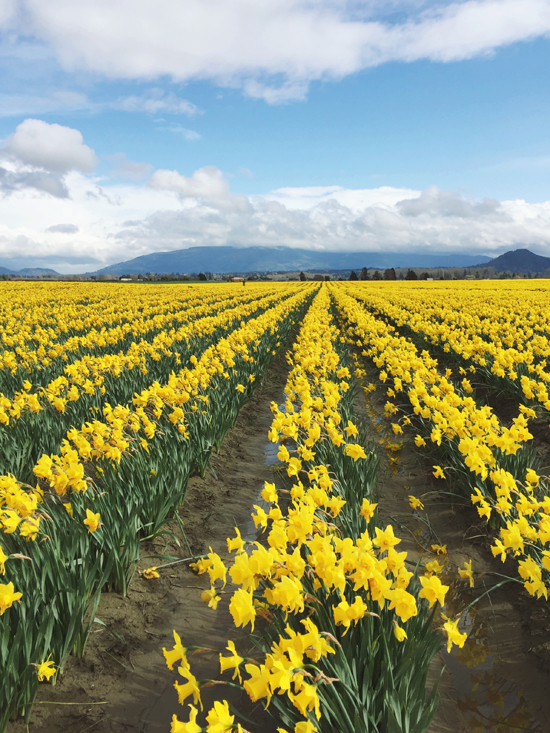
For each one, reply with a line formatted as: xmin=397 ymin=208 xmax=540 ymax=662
xmin=1 ymin=118 xmax=550 ymax=273
xmin=2 ymin=0 xmax=550 ymax=101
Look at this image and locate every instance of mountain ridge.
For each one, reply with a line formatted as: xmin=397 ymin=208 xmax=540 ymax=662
xmin=483 ymin=248 xmax=550 ymax=273
xmin=0 ymin=266 xmax=59 ymax=277
xmin=93 ymin=246 xmax=492 ymax=276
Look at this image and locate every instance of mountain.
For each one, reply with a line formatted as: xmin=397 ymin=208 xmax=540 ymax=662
xmin=0 ymin=266 xmax=59 ymax=277
xmin=94 ymin=246 xmax=491 ymax=276
xmin=17 ymin=268 xmax=59 ymax=276
xmin=483 ymin=248 xmax=550 ymax=274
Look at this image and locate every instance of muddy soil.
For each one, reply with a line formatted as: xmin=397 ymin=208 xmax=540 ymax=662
xmin=9 ymin=347 xmax=292 ymax=733
xmin=359 ymin=370 xmax=550 ymax=733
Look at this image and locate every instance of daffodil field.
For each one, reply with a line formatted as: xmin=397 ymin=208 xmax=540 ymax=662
xmin=1 ymin=279 xmax=549 ymax=733
xmin=0 ymin=281 xmax=313 ymax=728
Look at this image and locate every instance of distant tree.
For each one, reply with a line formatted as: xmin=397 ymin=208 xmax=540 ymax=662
xmin=198 ymin=272 xmax=207 ymax=281
xmin=405 ymin=269 xmax=418 ymax=280
xmin=324 ymin=275 xmax=331 ymax=282
xmin=349 ymin=270 xmax=358 ymax=281
xmin=383 ymin=268 xmax=396 ymax=280
xmin=313 ymin=274 xmax=324 ymax=281
xmin=299 ymin=271 xmax=306 ymax=281
xmin=359 ymin=267 xmax=369 ymax=280
xmin=418 ymin=272 xmax=429 ymax=280
xmin=372 ymin=270 xmax=381 ymax=280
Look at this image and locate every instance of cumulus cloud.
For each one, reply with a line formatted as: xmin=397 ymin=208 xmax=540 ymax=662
xmin=112 ymin=184 xmax=543 ymax=258
xmin=148 ymin=166 xmax=230 ymax=199
xmin=396 ymin=185 xmax=502 ymax=218
xmin=0 ymin=165 xmax=68 ymax=197
xmin=2 ymin=118 xmax=97 ymax=172
xmin=0 ymin=118 xmax=98 ymax=199
xmin=45 ymin=222 xmax=79 ymax=233
xmin=7 ymin=0 xmax=550 ymax=102
xmin=2 ymin=167 xmax=550 ymax=272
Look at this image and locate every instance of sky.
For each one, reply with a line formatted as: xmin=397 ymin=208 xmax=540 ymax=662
xmin=1 ymin=0 xmax=550 ymax=272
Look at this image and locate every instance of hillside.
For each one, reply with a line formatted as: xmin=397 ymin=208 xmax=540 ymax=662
xmin=0 ymin=266 xmax=59 ymax=277
xmin=94 ymin=246 xmax=490 ymax=276
xmin=484 ymin=248 xmax=550 ymax=273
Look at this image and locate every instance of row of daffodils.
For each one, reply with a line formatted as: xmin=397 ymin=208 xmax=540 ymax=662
xmin=332 ymin=282 xmax=550 ymax=602
xmin=0 ymin=285 xmax=286 ymax=482
xmin=346 ymin=280 xmax=550 ymax=415
xmin=0 ymin=282 xmax=314 ymax=731
xmin=0 ymin=282 xmax=267 ymax=377
xmin=164 ymin=287 xmax=465 ymax=733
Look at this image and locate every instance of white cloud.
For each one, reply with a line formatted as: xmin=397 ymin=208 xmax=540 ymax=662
xmin=107 ymin=152 xmax=153 ymax=181
xmin=3 ymin=158 xmax=550 ymax=272
xmin=7 ymin=0 xmax=550 ymax=102
xmin=0 ymin=0 xmax=16 ymax=26
xmin=45 ymin=222 xmax=79 ymax=233
xmin=396 ymin=185 xmax=501 ymax=218
xmin=0 ymin=88 xmax=200 ymax=120
xmin=113 ymin=89 xmax=200 ymax=115
xmin=0 ymin=90 xmax=89 ymax=117
xmin=239 ymin=167 xmax=255 ymax=179
xmin=268 ymin=184 xmax=419 ymax=212
xmin=2 ymin=118 xmax=97 ymax=172
xmin=0 ymin=164 xmax=68 ymax=197
xmin=156 ymin=123 xmax=202 ymax=140
xmin=148 ymin=166 xmax=230 ymax=199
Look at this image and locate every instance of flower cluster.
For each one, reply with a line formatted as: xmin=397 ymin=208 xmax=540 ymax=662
xmin=333 ymin=282 xmax=550 ymax=599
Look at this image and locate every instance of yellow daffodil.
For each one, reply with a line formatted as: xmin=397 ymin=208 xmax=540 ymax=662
xmin=83 ymin=508 xmax=100 ymax=533
xmin=0 ymin=581 xmax=22 ymax=615
xmin=229 ymin=588 xmax=256 ymax=631
xmin=36 ymin=656 xmax=56 ymax=682
xmin=419 ymin=575 xmax=449 ymax=608
xmin=458 ymin=560 xmax=474 ymax=588
xmin=408 ymin=495 xmax=424 ymax=511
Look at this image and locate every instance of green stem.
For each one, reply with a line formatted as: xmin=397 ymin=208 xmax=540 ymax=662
xmin=459 ymin=577 xmax=519 ymax=615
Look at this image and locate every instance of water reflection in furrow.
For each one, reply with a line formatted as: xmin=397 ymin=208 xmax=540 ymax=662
xmin=362 ymin=379 xmax=542 ymax=733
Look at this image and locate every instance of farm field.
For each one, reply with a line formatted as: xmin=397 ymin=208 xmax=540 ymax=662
xmin=1 ymin=279 xmax=550 ymax=733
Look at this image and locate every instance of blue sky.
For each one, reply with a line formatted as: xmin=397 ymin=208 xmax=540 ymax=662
xmin=1 ymin=0 xmax=550 ymax=272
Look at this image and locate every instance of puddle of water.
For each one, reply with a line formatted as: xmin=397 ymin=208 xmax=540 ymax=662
xmin=264 ymin=442 xmax=279 ymax=466
xmin=436 ymin=580 xmax=542 ymax=733
xmin=355 ymin=366 xmax=543 ymax=733
xmin=242 ymin=437 xmax=286 ymax=541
